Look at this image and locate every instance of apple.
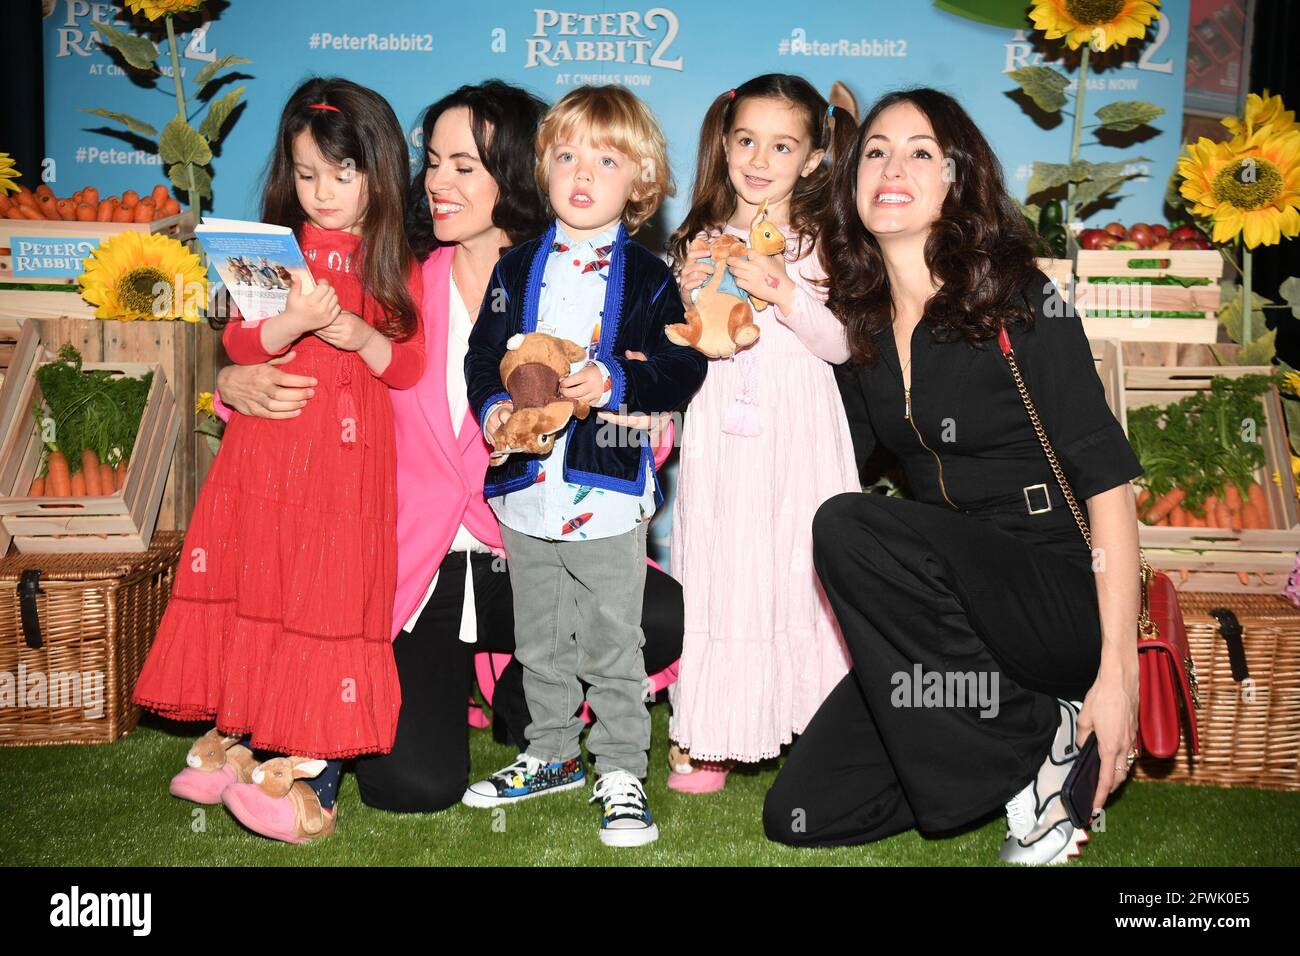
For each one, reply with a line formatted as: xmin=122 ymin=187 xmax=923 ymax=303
xmin=1151 ymin=223 xmax=1169 ymax=239
xmin=1151 ymin=239 xmax=1172 ymax=250
xmin=1169 ymin=224 xmax=1199 ymax=241
xmin=1170 ymin=239 xmax=1200 ymax=249
xmin=1128 ymin=223 xmax=1154 ymax=248
xmin=1080 ymin=228 xmax=1111 ymax=250
xmin=1104 ymin=221 xmax=1127 ymax=238
xmin=1114 ymin=241 xmax=1141 ymax=250
xmin=1098 ymin=235 xmax=1120 ymax=250
xmin=1195 ymin=238 xmax=1213 ymax=249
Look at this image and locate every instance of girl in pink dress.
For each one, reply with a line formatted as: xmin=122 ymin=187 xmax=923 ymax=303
xmin=666 ymin=74 xmax=860 ymax=790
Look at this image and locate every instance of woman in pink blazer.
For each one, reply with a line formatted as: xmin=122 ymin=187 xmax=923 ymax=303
xmin=215 ymin=81 xmax=683 ymax=812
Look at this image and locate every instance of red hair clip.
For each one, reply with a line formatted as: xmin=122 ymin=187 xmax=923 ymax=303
xmin=726 ymin=89 xmax=736 ymax=100
xmin=308 ymin=103 xmax=341 ymax=113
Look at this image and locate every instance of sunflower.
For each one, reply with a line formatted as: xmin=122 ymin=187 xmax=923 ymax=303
xmin=1283 ymin=371 xmax=1300 ymax=397
xmin=123 ymin=0 xmax=205 ymax=21
xmin=79 ymin=231 xmax=208 ymax=321
xmin=1178 ymin=125 xmax=1300 ymax=249
xmin=1029 ymin=0 xmax=1161 ymax=52
xmin=0 ymin=153 xmax=20 ymax=195
xmin=195 ymin=391 xmax=215 ymax=417
xmin=1222 ymin=91 xmax=1299 ymax=146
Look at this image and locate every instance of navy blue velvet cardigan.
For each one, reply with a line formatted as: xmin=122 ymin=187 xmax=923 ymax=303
xmin=465 ymin=221 xmax=708 ymax=506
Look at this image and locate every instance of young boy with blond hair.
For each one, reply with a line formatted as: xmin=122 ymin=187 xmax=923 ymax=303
xmin=463 ymin=85 xmax=707 ymax=846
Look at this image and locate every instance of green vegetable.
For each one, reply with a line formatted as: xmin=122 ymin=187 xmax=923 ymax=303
xmin=1038 ymin=200 xmax=1063 ymax=234
xmin=1040 ymin=223 xmax=1068 ymax=258
xmin=32 ymin=344 xmax=153 ymax=477
xmin=1128 ymin=372 xmax=1278 ymax=511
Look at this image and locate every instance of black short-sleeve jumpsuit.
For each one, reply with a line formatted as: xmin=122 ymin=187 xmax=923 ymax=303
xmin=763 ymin=270 xmax=1143 ymax=847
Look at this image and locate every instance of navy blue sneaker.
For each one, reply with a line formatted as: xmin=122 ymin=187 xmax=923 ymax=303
xmin=591 ymin=770 xmax=658 ymax=847
xmin=462 ymin=754 xmax=586 ymax=808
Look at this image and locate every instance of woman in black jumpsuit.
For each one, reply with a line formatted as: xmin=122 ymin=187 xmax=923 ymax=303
xmin=763 ymin=89 xmax=1144 ymax=863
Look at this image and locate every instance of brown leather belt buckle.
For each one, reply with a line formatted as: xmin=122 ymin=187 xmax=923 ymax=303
xmin=1023 ymin=482 xmax=1052 ymax=514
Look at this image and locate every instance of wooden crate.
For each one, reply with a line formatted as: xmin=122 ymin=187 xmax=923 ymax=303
xmin=0 ymin=321 xmax=42 ymax=554
xmin=28 ymin=318 xmax=217 ymax=534
xmin=1125 ymin=365 xmax=1300 ymax=591
xmin=1070 ymin=233 xmax=1225 ymax=344
xmin=0 ymin=212 xmax=195 ymax=321
xmin=1036 ymin=257 xmax=1073 ymax=298
xmin=0 ymin=351 xmax=177 ymax=553
xmin=1090 ymin=336 xmax=1127 ymax=435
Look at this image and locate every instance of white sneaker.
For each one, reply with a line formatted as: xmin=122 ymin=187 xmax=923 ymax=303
xmin=1001 ymin=699 xmax=1087 ymax=865
xmin=591 ymin=770 xmax=658 ymax=847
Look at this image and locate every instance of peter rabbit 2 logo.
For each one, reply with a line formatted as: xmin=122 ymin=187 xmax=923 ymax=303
xmin=526 ymin=8 xmax=683 ymax=70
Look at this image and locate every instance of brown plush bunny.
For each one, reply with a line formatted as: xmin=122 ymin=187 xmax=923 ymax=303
xmin=249 ymin=756 xmax=335 ymax=841
xmin=186 ymin=728 xmax=256 ymax=780
xmin=495 ymin=332 xmax=593 ymax=456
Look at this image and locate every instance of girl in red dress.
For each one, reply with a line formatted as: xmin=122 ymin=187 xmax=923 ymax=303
xmin=133 ymin=78 xmax=424 ymax=843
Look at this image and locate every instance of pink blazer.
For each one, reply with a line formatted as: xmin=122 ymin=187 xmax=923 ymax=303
xmin=390 ymin=245 xmax=504 ymax=638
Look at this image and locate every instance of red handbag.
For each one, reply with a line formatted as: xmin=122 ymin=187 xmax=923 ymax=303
xmin=996 ymin=325 xmax=1200 ymax=758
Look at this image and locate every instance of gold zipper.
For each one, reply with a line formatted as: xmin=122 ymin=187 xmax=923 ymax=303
xmin=905 ymin=386 xmax=958 ymax=509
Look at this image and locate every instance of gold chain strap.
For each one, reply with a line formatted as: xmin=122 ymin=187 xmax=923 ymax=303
xmin=1001 ymin=343 xmax=1157 ymax=640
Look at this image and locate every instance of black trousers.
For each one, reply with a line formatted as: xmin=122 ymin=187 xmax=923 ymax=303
xmin=354 ymin=550 xmax=683 ymax=813
xmin=763 ymin=493 xmax=1102 ymax=848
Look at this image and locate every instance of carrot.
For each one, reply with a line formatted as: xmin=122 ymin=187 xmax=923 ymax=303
xmin=0 ymin=193 xmax=11 ymax=215
xmin=6 ymin=205 xmax=33 ymax=219
xmin=1145 ymin=487 xmax=1186 ymax=523
xmin=113 ymin=456 xmax=128 ymax=490
xmin=37 ymin=194 xmax=59 ymax=219
xmin=132 ymin=200 xmax=154 ymax=223
xmin=1183 ymin=506 xmax=1205 ymax=527
xmin=99 ymin=461 xmax=116 ymax=493
xmin=1246 ymin=481 xmax=1269 ymax=525
xmin=69 ymin=470 xmax=86 ymax=497
xmin=121 ymin=189 xmax=139 ymax=209
xmin=1169 ymin=505 xmax=1188 ymax=527
xmin=1200 ymin=494 xmax=1220 ymax=527
xmin=111 ymin=206 xmax=134 ymax=223
xmin=150 ymin=184 xmax=169 ymax=207
xmin=55 ymin=199 xmax=77 ymax=221
xmin=82 ymin=187 xmax=99 ymax=207
xmin=158 ymin=198 xmax=181 ymax=217
xmin=1136 ymin=488 xmax=1152 ymax=514
xmin=109 ymin=196 xmax=121 ymax=208
xmin=81 ymin=450 xmax=102 ymax=496
xmin=75 ymin=203 xmax=96 ymax=222
xmin=44 ymin=450 xmax=71 ymax=497
xmin=28 ymin=476 xmax=45 ymax=497
xmin=35 ymin=184 xmax=54 ymax=201
xmin=72 ymin=189 xmax=84 ymax=204
xmin=96 ymin=199 xmax=113 ymax=222
xmin=1237 ymin=571 xmax=1252 ymax=586
xmin=1240 ymin=501 xmax=1267 ymax=529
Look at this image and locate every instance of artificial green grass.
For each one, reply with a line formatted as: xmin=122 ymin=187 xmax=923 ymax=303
xmin=2 ymin=700 xmax=1297 ymax=867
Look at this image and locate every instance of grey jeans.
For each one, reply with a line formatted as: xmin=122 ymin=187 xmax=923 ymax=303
xmin=499 ymin=522 xmax=650 ymax=778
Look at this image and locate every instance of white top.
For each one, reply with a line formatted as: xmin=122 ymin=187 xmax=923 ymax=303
xmin=401 ymin=273 xmax=492 ymax=639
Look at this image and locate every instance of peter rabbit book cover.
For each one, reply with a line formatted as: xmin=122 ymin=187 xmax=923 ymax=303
xmin=195 ymin=218 xmax=315 ymax=323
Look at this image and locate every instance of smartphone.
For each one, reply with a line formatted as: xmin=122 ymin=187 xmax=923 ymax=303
xmin=1061 ymin=732 xmax=1101 ymax=829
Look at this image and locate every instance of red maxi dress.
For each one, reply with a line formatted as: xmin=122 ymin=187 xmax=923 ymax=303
xmin=133 ymin=224 xmax=425 ymax=759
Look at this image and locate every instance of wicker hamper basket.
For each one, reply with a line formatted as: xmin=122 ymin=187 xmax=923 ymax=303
xmin=0 ymin=532 xmax=182 ymax=746
xmin=1134 ymin=592 xmax=1300 ymax=791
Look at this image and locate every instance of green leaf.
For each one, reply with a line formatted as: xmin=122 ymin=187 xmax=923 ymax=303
xmin=1219 ymin=285 xmax=1272 ymax=344
xmin=1070 ymin=175 xmax=1126 ymax=210
xmin=1075 ymin=157 xmax=1152 ymax=181
xmin=192 ymin=53 xmax=253 ymax=91
xmin=1279 ymin=276 xmax=1300 ymax=320
xmin=1094 ymin=101 xmax=1166 ymax=132
xmin=167 ymin=161 xmax=213 ymax=199
xmin=198 ymin=86 xmax=244 ymax=143
xmin=1237 ymin=328 xmax=1277 ymax=366
xmin=92 ymin=20 xmax=158 ymax=71
xmin=80 ymin=108 xmax=158 ymax=138
xmin=1016 ymin=200 xmax=1041 ymax=226
xmin=1008 ymin=66 xmax=1070 ymax=113
xmin=159 ymin=116 xmax=212 ymax=167
xmin=1027 ymin=161 xmax=1075 ymax=196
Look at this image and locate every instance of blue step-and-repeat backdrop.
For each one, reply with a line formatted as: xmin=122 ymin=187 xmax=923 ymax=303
xmin=41 ymin=0 xmax=1191 ymax=564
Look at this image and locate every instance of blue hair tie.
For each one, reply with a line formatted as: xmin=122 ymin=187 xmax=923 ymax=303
xmin=827 ymin=103 xmax=835 ymax=120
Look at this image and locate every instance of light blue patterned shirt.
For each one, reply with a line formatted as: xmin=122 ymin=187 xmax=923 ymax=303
xmin=488 ymin=221 xmax=657 ymax=542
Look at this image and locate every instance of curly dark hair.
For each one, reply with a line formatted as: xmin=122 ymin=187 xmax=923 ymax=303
xmin=819 ymin=88 xmax=1044 ymax=366
xmin=406 ymin=80 xmax=550 ymax=260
